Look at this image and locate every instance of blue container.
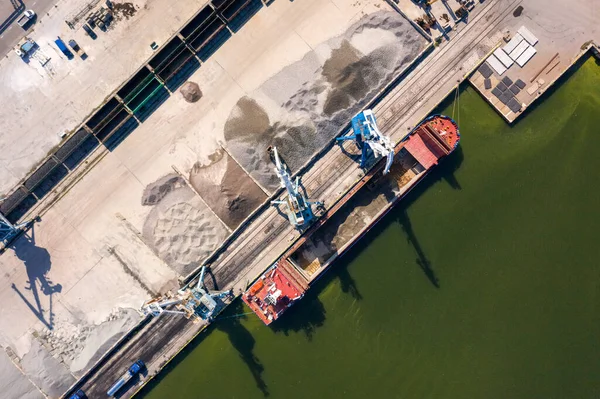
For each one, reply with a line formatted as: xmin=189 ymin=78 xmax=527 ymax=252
xmin=54 ymin=37 xmax=74 ymax=59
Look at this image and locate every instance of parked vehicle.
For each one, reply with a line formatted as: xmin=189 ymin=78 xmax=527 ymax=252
xmin=14 ymin=39 xmax=36 ymax=58
xmin=16 ymin=10 xmax=35 ymax=28
xmin=68 ymin=40 xmax=87 ymax=59
xmin=106 ymin=360 xmax=145 ymax=397
xmin=68 ymin=389 xmax=86 ymax=399
xmin=54 ymin=37 xmax=74 ymax=59
xmin=82 ymin=24 xmax=97 ymax=40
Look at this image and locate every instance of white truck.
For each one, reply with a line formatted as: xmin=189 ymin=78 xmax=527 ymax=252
xmin=16 ymin=10 xmax=36 ymax=28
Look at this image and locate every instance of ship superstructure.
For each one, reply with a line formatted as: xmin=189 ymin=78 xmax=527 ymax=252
xmin=242 ymin=261 xmax=307 ymax=325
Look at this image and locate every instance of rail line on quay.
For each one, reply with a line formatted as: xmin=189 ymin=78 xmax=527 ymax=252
xmin=375 ymin=0 xmax=522 ymax=134
xmin=209 ymin=0 xmax=521 ymax=291
xmin=68 ymin=1 xmax=521 ymax=397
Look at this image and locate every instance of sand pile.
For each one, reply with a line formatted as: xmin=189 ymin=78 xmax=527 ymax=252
xmin=0 ymin=351 xmax=43 ymax=399
xmin=68 ymin=308 xmax=140 ymax=375
xmin=223 ymin=10 xmax=426 ymax=192
xmin=189 ymin=149 xmax=267 ymax=230
xmin=142 ymin=175 xmax=228 ymax=276
xmin=36 ymin=308 xmax=140 ymax=377
xmin=180 ymin=81 xmax=203 ymax=103
xmin=141 ymin=173 xmax=185 ymax=205
xmin=20 ymin=339 xmax=75 ymax=397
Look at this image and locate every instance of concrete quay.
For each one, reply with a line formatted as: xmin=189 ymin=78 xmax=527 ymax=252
xmin=0 ymin=0 xmax=596 ymax=397
xmin=69 ymin=1 xmax=520 ymax=397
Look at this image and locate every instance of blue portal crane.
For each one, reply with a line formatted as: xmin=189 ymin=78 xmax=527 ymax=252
xmin=270 ymin=146 xmax=323 ymax=229
xmin=337 ymin=110 xmax=394 ymax=174
xmin=141 ymin=266 xmax=231 ymax=322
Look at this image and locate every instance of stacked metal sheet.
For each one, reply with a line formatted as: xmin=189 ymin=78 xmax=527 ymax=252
xmin=516 ymin=46 xmax=537 ymax=67
xmin=502 ymin=76 xmax=513 ymax=86
xmin=499 ymin=91 xmax=512 ymax=106
xmin=487 ymin=54 xmax=507 ymax=75
xmin=484 ymin=78 xmax=492 ymax=89
xmin=509 ymin=40 xmax=530 ymax=61
xmin=493 ymin=48 xmax=514 ymax=68
xmin=478 ymin=62 xmax=493 ymax=78
xmin=508 ymin=98 xmax=522 ymax=113
xmin=518 ymin=26 xmax=538 ymax=45
xmin=515 ymin=79 xmax=526 ymax=89
xmin=503 ymin=33 xmax=524 ymax=54
xmin=490 ymin=80 xmax=521 ymax=113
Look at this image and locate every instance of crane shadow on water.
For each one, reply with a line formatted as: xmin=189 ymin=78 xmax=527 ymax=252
xmin=139 ymin=299 xmax=271 ymax=397
xmin=392 ymin=145 xmax=463 ymax=288
xmin=215 ymin=300 xmax=269 ymax=396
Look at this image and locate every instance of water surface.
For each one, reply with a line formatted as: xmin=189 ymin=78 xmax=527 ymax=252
xmin=139 ymin=57 xmax=600 ymax=399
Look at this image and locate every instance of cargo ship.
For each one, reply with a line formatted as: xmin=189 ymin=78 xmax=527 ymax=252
xmin=243 ymin=114 xmax=459 ymax=325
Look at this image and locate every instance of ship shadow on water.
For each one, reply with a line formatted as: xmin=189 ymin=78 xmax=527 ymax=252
xmin=394 ymin=145 xmax=463 ymax=288
xmin=345 ymin=143 xmax=463 ymax=289
xmin=403 ymin=145 xmax=463 ymax=287
xmin=270 ymin=288 xmax=327 ymax=341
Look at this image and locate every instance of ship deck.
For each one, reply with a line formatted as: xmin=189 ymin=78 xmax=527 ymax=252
xmin=282 ymin=116 xmax=458 ymax=286
xmin=242 ymin=265 xmax=304 ymax=325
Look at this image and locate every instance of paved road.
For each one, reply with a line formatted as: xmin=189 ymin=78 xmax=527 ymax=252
xmin=0 ymin=0 xmax=59 ymax=58
xmin=72 ymin=0 xmax=521 ymax=397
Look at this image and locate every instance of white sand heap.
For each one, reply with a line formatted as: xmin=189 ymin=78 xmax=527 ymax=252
xmin=142 ymin=178 xmax=229 ymax=276
xmin=224 ymin=10 xmax=426 ymax=193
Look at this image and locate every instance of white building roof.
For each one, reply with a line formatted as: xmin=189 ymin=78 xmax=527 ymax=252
xmin=516 ymin=46 xmax=537 ymax=67
xmin=493 ymin=48 xmax=514 ymax=68
xmin=486 ymin=54 xmax=507 ymax=76
xmin=518 ymin=26 xmax=538 ymax=46
xmin=509 ymin=40 xmax=530 ymax=61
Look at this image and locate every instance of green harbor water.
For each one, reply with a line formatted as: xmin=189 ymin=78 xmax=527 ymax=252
xmin=140 ymin=57 xmax=600 ymax=399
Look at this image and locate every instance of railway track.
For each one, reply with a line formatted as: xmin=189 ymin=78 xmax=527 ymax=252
xmin=376 ymin=0 xmax=521 ymax=134
xmin=75 ymin=1 xmax=523 ymax=397
xmin=209 ymin=0 xmax=520 ymax=290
